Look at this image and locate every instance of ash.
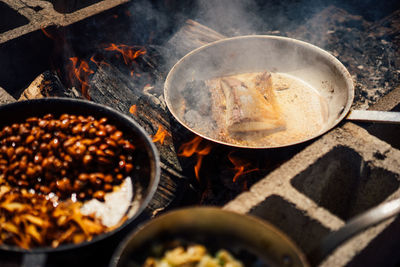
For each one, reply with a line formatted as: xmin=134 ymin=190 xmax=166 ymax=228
xmin=285 ymin=6 xmax=400 ymax=109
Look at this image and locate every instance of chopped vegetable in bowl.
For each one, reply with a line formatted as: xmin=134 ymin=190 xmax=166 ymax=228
xmin=143 ymin=244 xmax=244 ymax=267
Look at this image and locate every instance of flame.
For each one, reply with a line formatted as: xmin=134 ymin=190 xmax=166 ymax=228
xmin=41 ymin=28 xmax=54 ymax=40
xmin=69 ymin=57 xmax=94 ymax=99
xmin=178 ymin=136 xmax=212 ymax=181
xmin=152 ymin=125 xmax=170 ymax=145
xmin=104 ymin=44 xmax=146 ymax=66
xmin=129 ymin=105 xmax=137 ymax=115
xmin=228 ymin=152 xmax=259 ymax=182
xmin=90 ymin=56 xmax=109 ymax=67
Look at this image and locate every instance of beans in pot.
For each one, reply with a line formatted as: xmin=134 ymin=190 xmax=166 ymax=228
xmin=0 ymin=113 xmax=136 ymax=201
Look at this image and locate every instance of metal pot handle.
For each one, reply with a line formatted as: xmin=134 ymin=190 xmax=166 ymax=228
xmin=308 ymin=198 xmax=400 ymax=266
xmin=346 ymin=110 xmax=400 ymax=124
xmin=21 ymin=253 xmax=47 ymax=267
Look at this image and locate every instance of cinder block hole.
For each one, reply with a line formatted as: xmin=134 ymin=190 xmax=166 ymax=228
xmin=365 ymin=103 xmax=400 ymax=150
xmin=0 ymin=2 xmax=29 ymax=33
xmin=249 ymin=195 xmax=330 ymax=253
xmin=291 ymin=146 xmax=399 ymax=221
xmin=46 ymin=0 xmax=102 ymax=14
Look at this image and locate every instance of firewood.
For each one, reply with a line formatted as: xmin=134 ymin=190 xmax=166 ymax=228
xmin=165 ymin=19 xmax=226 ymax=60
xmin=89 ymin=64 xmax=189 ymax=213
xmin=19 ymin=70 xmax=80 ymax=100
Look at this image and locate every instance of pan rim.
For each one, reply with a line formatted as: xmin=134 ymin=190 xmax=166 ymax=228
xmin=164 ymin=35 xmax=355 ymax=149
xmin=0 ymin=97 xmax=161 ymax=254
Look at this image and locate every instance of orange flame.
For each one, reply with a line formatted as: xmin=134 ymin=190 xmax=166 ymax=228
xmin=178 ymin=136 xmax=212 ymax=181
xmin=90 ymin=56 xmax=109 ymax=67
xmin=41 ymin=28 xmax=54 ymax=40
xmin=69 ymin=57 xmax=94 ymax=99
xmin=228 ymin=152 xmax=259 ymax=182
xmin=129 ymin=105 xmax=137 ymax=115
xmin=152 ymin=125 xmax=170 ymax=145
xmin=104 ymin=44 xmax=146 ymax=66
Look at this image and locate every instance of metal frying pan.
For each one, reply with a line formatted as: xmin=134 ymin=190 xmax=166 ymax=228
xmin=110 ymin=198 xmax=400 ymax=267
xmin=0 ymin=98 xmax=160 ymax=267
xmin=164 ymin=35 xmax=400 ymax=149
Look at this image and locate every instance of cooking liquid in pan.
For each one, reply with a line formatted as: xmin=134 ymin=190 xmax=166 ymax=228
xmin=181 ymin=72 xmax=329 ymax=147
xmin=267 ymin=73 xmax=328 ymax=146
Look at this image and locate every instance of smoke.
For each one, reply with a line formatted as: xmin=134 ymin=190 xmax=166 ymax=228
xmin=126 ymin=0 xmax=172 ymax=45
xmin=194 ymin=0 xmax=264 ymax=36
xmin=191 ymin=0 xmax=330 ymax=36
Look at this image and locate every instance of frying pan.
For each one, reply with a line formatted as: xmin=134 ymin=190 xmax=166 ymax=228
xmin=164 ymin=35 xmax=400 ymax=149
xmin=0 ymin=98 xmax=160 ymax=267
xmin=110 ymin=198 xmax=400 ymax=267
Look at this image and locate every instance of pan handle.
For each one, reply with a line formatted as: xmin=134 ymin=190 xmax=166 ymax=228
xmin=346 ymin=110 xmax=400 ymax=124
xmin=21 ymin=253 xmax=47 ymax=267
xmin=308 ymin=198 xmax=400 ymax=266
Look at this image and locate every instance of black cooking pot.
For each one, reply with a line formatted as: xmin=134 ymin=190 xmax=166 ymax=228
xmin=0 ymin=97 xmax=160 ymax=267
xmin=110 ymin=198 xmax=400 ymax=267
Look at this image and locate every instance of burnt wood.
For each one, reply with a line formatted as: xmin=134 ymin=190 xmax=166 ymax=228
xmin=88 ymin=63 xmax=186 ymax=214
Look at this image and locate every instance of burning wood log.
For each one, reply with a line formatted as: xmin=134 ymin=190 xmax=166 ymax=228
xmin=86 ymin=64 xmax=191 ymax=213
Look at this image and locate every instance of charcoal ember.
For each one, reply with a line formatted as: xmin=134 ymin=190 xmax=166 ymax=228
xmin=182 ymin=80 xmax=211 ymax=116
